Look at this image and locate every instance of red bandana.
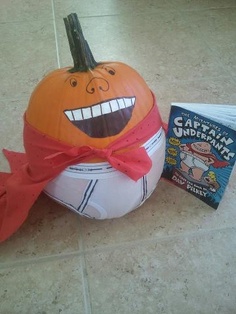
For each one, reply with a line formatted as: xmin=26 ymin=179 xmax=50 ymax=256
xmin=0 ymin=93 xmax=165 ymax=242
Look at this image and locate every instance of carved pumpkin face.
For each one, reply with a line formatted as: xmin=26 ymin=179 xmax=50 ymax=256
xmin=25 ymin=13 xmax=153 ymax=149
xmin=26 ymin=62 xmax=153 ymax=148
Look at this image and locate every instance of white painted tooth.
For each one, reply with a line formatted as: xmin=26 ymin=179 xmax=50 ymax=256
xmin=92 ymin=104 xmax=102 ymax=117
xmin=101 ymin=101 xmax=112 ymax=114
xmin=64 ymin=110 xmax=74 ymax=121
xmin=131 ymin=97 xmax=136 ymax=105
xmin=82 ymin=107 xmax=92 ymax=119
xmin=73 ymin=109 xmax=83 ymax=121
xmin=124 ymin=97 xmax=132 ymax=108
xmin=110 ymin=99 xmax=119 ymax=112
xmin=117 ymin=98 xmax=126 ymax=109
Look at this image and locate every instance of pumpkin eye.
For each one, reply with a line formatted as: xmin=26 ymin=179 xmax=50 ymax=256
xmin=104 ymin=66 xmax=116 ymax=76
xmin=108 ymin=69 xmax=115 ymax=75
xmin=70 ymin=78 xmax=78 ymax=87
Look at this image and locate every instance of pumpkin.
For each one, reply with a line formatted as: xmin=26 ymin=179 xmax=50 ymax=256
xmin=24 ymin=13 xmax=166 ymax=219
xmin=26 ymin=14 xmax=153 ymax=149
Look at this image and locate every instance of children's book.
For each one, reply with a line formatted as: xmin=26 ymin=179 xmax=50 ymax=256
xmin=162 ymin=102 xmax=236 ymax=209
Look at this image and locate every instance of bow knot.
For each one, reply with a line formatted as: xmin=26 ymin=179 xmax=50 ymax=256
xmin=92 ymin=147 xmax=112 ymax=160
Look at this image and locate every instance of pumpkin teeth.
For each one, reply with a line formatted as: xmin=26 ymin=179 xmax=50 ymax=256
xmin=64 ymin=97 xmax=136 ymax=121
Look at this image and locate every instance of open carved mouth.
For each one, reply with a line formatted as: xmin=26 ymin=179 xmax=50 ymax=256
xmin=64 ymin=96 xmax=136 ymax=138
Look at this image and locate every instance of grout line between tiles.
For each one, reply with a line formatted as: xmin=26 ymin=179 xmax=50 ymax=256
xmin=0 ymin=74 xmax=234 ymax=104
xmin=151 ymin=74 xmax=234 ymax=86
xmin=49 ymin=7 xmax=236 ymax=23
xmin=0 ymin=225 xmax=235 ymax=271
xmin=0 ymin=19 xmax=51 ymax=24
xmin=0 ymin=250 xmax=81 ymax=270
xmin=79 ymin=252 xmax=92 ymax=314
xmin=63 ymin=7 xmax=236 ymax=19
xmin=175 ymin=6 xmax=236 ymax=12
xmin=0 ymin=6 xmax=235 ymax=25
xmin=51 ymin=0 xmax=61 ymax=68
xmin=80 ymin=225 xmax=236 ymax=256
xmin=78 ymin=221 xmax=92 ymax=314
xmin=0 ymin=97 xmax=29 ymax=102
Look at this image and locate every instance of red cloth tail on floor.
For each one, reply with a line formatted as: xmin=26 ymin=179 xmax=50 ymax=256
xmin=3 ymin=149 xmax=28 ymax=172
xmin=0 ymin=152 xmax=48 ymax=242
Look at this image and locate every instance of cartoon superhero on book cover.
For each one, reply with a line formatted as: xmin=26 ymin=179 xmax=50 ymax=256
xmin=178 ymin=141 xmax=229 ymax=191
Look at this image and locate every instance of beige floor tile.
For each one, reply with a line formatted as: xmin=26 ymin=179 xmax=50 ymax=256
xmin=0 ymin=20 xmax=58 ymax=100
xmin=0 ymin=256 xmax=85 ymax=314
xmin=178 ymin=8 xmax=236 ymax=75
xmin=155 ymin=77 xmax=236 ymax=122
xmin=85 ymin=227 xmax=236 ymax=314
xmin=0 ymin=194 xmax=81 ymax=263
xmin=202 ymin=8 xmax=236 ymax=75
xmin=0 ymin=99 xmax=27 ymax=162
xmin=216 ymin=45 xmax=236 ymax=75
xmin=0 ymin=0 xmax=52 ymax=22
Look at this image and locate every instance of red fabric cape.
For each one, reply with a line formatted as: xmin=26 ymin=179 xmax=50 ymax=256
xmin=0 ymin=94 xmax=165 ymax=242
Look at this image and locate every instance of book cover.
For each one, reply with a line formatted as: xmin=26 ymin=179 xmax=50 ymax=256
xmin=162 ymin=104 xmax=236 ymax=209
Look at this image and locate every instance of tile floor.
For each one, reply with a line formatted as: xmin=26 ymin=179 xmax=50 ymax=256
xmin=0 ymin=0 xmax=236 ymax=313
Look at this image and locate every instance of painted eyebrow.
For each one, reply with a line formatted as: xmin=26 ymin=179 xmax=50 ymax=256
xmin=101 ymin=65 xmax=116 ymax=72
xmin=65 ymin=75 xmax=79 ymax=82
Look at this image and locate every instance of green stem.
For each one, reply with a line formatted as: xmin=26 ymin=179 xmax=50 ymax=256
xmin=64 ymin=13 xmax=98 ymax=72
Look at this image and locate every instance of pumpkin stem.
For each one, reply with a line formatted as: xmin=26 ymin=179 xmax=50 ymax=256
xmin=64 ymin=13 xmax=98 ymax=72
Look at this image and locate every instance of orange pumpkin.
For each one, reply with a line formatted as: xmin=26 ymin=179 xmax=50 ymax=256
xmin=26 ymin=13 xmax=153 ymax=149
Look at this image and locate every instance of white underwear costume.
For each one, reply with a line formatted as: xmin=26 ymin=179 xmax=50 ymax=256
xmin=44 ymin=128 xmax=166 ymax=219
xmin=180 ymin=151 xmax=209 ymax=172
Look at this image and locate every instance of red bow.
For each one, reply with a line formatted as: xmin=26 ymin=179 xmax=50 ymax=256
xmin=45 ymin=145 xmax=151 ymax=182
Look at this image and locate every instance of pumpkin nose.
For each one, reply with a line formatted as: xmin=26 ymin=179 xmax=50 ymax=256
xmin=86 ymin=77 xmax=109 ymax=94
